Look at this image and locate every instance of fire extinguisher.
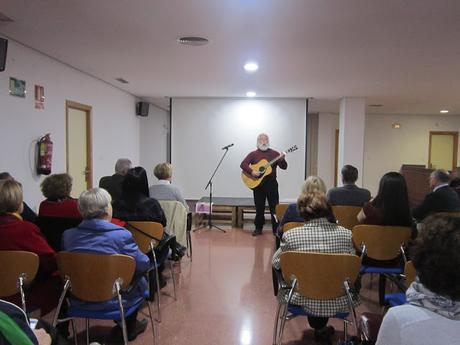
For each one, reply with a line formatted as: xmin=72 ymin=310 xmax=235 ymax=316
xmin=37 ymin=134 xmax=53 ymax=175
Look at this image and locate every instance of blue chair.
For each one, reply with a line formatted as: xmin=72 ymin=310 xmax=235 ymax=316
xmin=384 ymin=261 xmax=416 ymax=306
xmin=273 ymin=252 xmax=361 ymax=345
xmin=52 ymin=252 xmax=155 ymax=345
xmin=352 ymin=225 xmax=411 ymax=305
xmin=126 ymin=221 xmax=177 ymax=323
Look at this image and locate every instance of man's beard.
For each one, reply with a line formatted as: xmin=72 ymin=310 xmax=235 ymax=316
xmin=257 ymin=143 xmax=269 ymax=151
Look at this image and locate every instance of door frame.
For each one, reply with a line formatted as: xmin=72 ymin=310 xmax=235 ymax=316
xmin=428 ymin=131 xmax=458 ymax=170
xmin=66 ymin=100 xmax=93 ymax=189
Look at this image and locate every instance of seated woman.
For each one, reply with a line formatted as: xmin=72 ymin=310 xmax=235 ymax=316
xmin=0 ymin=180 xmax=61 ymax=317
xmin=376 ymin=214 xmax=460 ymax=345
xmin=0 ymin=172 xmax=37 ymax=223
xmin=62 ymin=188 xmax=150 ymax=341
xmin=149 ymin=163 xmax=189 ymax=211
xmin=272 ymin=191 xmax=355 ymax=342
xmin=357 ymin=171 xmax=411 ymax=226
xmin=38 ymin=173 xmax=81 ymax=218
xmin=276 ymin=176 xmax=335 ymax=239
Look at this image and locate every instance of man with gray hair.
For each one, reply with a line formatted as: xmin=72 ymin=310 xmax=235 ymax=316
xmin=99 ymin=158 xmax=132 ymax=201
xmin=62 ymin=188 xmax=150 ymax=341
xmin=413 ymin=169 xmax=460 ymax=222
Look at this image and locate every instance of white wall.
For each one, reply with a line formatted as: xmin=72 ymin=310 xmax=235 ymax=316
xmin=363 ymin=114 xmax=460 ymax=195
xmin=171 ymin=98 xmax=307 ymax=200
xmin=139 ymin=104 xmax=169 ymax=185
xmin=316 ymin=112 xmax=460 ymax=196
xmin=0 ymin=40 xmax=140 ymax=210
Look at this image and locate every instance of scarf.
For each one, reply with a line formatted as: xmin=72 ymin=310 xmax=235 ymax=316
xmin=406 ymin=280 xmax=460 ymax=320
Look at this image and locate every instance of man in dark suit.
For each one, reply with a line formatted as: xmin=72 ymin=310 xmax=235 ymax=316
xmin=412 ymin=169 xmax=460 ymax=222
xmin=99 ymin=158 xmax=132 ymax=201
xmin=327 ymin=165 xmax=371 ymax=207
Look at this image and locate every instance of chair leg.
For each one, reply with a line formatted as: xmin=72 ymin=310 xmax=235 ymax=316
xmin=71 ymin=320 xmax=77 ymax=345
xmin=272 ymin=302 xmax=282 ymax=345
xmin=277 ymin=303 xmax=289 ymax=345
xmin=155 ymin=267 xmax=161 ymax=323
xmin=85 ymin=318 xmax=90 ymax=345
xmin=169 ymin=260 xmax=177 ymax=300
xmin=145 ymin=301 xmax=156 ymax=345
xmin=116 ymin=282 xmax=129 ymax=345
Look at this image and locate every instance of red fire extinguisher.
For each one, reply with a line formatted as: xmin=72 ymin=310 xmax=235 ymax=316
xmin=37 ymin=134 xmax=53 ymax=175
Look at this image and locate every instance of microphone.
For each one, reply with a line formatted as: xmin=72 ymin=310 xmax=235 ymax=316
xmin=222 ymin=143 xmax=234 ymax=150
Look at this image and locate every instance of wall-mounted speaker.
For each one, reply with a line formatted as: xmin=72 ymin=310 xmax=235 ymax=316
xmin=0 ymin=37 xmax=8 ymax=72
xmin=136 ymin=102 xmax=150 ymax=117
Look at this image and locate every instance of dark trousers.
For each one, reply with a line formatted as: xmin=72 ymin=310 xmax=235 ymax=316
xmin=308 ymin=316 xmax=329 ymax=330
xmin=253 ymin=178 xmax=279 ymax=232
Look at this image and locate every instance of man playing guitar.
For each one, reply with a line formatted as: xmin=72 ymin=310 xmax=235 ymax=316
xmin=240 ymin=133 xmax=287 ymax=236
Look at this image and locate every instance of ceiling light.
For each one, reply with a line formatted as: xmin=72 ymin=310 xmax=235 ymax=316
xmin=246 ymin=91 xmax=256 ymax=97
xmin=115 ymin=77 xmax=129 ymax=84
xmin=177 ymin=36 xmax=209 ymax=46
xmin=244 ymin=62 xmax=259 ymax=72
xmin=368 ymin=104 xmax=383 ymax=107
xmin=440 ymin=109 xmax=449 ymax=113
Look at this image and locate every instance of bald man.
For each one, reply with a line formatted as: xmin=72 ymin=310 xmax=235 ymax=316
xmin=241 ymin=133 xmax=287 ymax=236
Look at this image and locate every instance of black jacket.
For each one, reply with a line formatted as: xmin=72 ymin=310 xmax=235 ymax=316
xmin=412 ymin=185 xmax=460 ymax=221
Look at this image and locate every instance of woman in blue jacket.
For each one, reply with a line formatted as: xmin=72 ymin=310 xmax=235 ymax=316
xmin=62 ymin=188 xmax=150 ymax=341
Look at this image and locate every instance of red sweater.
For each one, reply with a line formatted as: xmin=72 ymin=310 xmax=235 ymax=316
xmin=39 ymin=198 xmax=81 ymax=218
xmin=0 ymin=214 xmax=57 ymax=277
xmin=240 ymin=148 xmax=288 ymax=179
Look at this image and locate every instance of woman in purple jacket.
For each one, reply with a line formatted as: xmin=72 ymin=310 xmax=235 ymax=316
xmin=62 ymin=188 xmax=150 ymax=341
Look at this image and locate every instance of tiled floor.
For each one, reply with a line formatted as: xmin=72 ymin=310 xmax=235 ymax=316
xmin=63 ymin=226 xmax=383 ymax=344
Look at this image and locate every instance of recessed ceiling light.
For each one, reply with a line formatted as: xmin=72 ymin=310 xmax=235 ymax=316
xmin=244 ymin=62 xmax=259 ymax=72
xmin=369 ymin=104 xmax=383 ymax=107
xmin=246 ymin=91 xmax=256 ymax=97
xmin=440 ymin=109 xmax=449 ymax=113
xmin=177 ymin=36 xmax=209 ymax=46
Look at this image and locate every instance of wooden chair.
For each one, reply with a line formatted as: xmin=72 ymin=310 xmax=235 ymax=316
xmin=0 ymin=250 xmax=39 ymax=315
xmin=331 ymin=205 xmax=361 ymax=230
xmin=275 ymin=203 xmax=290 ymax=223
xmin=282 ymin=221 xmax=304 ymax=233
xmin=53 ymin=252 xmax=155 ymax=345
xmin=125 ymin=221 xmax=177 ymax=322
xmin=352 ymin=225 xmax=411 ymax=305
xmin=273 ymin=252 xmax=361 ymax=345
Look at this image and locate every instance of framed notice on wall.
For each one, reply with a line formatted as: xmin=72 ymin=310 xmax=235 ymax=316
xmin=9 ymin=77 xmax=26 ymax=97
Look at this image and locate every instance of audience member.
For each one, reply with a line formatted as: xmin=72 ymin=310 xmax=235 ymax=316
xmin=62 ymin=188 xmax=149 ymax=341
xmin=449 ymin=177 xmax=460 ymax=199
xmin=357 ymin=172 xmax=411 ymax=226
xmin=0 ymin=180 xmax=61 ymax=317
xmin=327 ymin=165 xmax=371 ymax=206
xmin=99 ymin=158 xmax=132 ymax=201
xmin=272 ymin=192 xmax=355 ymax=343
xmin=149 ymin=163 xmax=189 ymax=211
xmin=276 ymin=176 xmax=335 ymax=239
xmin=38 ymin=174 xmax=80 ymax=218
xmin=412 ymin=169 xmax=460 ymax=222
xmin=376 ymin=214 xmax=460 ymax=345
xmin=0 ymin=172 xmax=37 ymax=223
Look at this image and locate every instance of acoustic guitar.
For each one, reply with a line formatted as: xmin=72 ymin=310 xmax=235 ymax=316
xmin=241 ymin=145 xmax=298 ymax=189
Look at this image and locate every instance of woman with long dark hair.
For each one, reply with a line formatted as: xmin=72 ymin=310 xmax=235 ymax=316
xmin=358 ymin=172 xmax=411 ymax=226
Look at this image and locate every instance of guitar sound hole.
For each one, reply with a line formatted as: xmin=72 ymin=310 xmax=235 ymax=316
xmin=259 ymin=167 xmax=265 ymax=173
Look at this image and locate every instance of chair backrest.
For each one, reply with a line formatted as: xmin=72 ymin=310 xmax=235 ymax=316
xmin=158 ymin=200 xmax=187 ymax=246
xmin=0 ymin=251 xmax=39 ymax=297
xmin=404 ymin=261 xmax=416 ymax=286
xmin=275 ymin=204 xmax=289 ymax=222
xmin=331 ymin=206 xmax=361 ymax=230
xmin=57 ymin=252 xmax=135 ymax=302
xmin=125 ymin=221 xmax=165 ymax=254
xmin=280 ymin=251 xmax=361 ymax=299
xmin=352 ymin=225 xmax=411 ymax=261
xmin=282 ymin=221 xmax=304 ymax=233
xmin=35 ymin=216 xmax=82 ymax=251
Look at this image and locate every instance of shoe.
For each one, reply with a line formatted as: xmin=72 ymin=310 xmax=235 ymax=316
xmin=252 ymin=228 xmax=262 ymax=236
xmin=314 ymin=325 xmax=335 ymax=343
xmin=127 ymin=318 xmax=148 ymax=341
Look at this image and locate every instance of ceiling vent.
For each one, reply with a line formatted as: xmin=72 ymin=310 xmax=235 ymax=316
xmin=0 ymin=12 xmax=14 ymax=22
xmin=177 ymin=36 xmax=209 ymax=46
xmin=115 ymin=77 xmax=129 ymax=84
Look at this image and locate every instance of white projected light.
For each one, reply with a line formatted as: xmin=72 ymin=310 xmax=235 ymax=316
xmin=440 ymin=109 xmax=449 ymax=113
xmin=246 ymin=91 xmax=256 ymax=97
xmin=244 ymin=62 xmax=259 ymax=72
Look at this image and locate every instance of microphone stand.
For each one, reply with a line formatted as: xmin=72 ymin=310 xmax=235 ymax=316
xmin=194 ymin=147 xmax=231 ymax=232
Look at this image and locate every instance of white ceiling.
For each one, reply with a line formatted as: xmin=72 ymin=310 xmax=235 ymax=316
xmin=1 ymin=0 xmax=460 ymax=114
